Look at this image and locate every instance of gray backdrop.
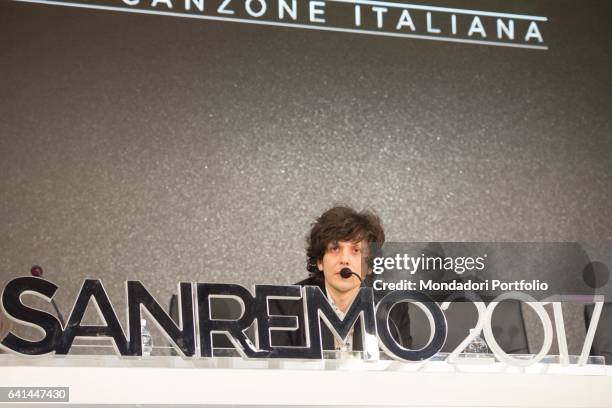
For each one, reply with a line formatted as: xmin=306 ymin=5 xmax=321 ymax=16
xmin=1 ymin=0 xmax=611 ymax=355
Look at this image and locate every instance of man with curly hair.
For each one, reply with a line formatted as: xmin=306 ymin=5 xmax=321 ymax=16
xmin=272 ymin=205 xmax=412 ymax=352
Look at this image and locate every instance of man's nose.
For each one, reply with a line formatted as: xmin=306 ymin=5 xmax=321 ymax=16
xmin=340 ymin=248 xmax=350 ymax=264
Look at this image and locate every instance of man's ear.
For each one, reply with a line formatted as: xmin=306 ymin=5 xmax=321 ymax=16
xmin=317 ymin=259 xmax=323 ymax=272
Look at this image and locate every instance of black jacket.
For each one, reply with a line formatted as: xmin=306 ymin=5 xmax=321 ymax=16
xmin=270 ymin=275 xmax=412 ymax=350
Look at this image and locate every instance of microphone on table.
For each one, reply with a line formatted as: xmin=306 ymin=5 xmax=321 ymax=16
xmin=30 ymin=265 xmax=66 ymax=327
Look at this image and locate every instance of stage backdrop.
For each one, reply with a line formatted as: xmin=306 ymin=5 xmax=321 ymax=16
xmin=1 ymin=0 xmax=610 ymax=355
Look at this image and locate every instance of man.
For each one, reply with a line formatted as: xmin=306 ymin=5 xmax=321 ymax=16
xmin=271 ymin=205 xmax=412 ymax=351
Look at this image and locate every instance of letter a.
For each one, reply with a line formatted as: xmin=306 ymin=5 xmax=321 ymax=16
xmin=396 ymin=9 xmax=415 ymax=31
xmin=525 ymin=21 xmax=544 ymax=43
xmin=467 ymin=16 xmax=486 ymax=38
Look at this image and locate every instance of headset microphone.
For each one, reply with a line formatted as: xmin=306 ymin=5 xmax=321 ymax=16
xmin=340 ymin=267 xmax=363 ymax=285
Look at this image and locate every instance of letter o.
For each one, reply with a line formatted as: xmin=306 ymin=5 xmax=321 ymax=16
xmin=245 ymin=0 xmax=266 ymax=17
xmin=376 ymin=291 xmax=447 ymax=362
xmin=483 ymin=292 xmax=553 ymax=367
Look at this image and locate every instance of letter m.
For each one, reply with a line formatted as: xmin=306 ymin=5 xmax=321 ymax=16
xmin=304 ymin=286 xmax=379 ymax=360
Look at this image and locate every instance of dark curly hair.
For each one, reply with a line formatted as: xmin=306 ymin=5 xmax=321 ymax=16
xmin=306 ymin=205 xmax=385 ymax=279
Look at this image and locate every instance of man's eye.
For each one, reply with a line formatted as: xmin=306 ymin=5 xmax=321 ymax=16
xmin=329 ymin=246 xmax=339 ymax=252
xmin=353 ymin=248 xmax=361 ymax=253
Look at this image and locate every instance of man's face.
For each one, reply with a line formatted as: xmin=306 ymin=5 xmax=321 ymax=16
xmin=317 ymin=240 xmax=368 ymax=294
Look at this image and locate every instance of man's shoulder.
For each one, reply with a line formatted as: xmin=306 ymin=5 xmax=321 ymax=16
xmin=295 ymin=275 xmax=324 ymax=289
xmin=268 ymin=276 xmax=322 ymax=317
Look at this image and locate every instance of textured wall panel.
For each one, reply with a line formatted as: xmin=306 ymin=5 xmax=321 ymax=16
xmin=1 ymin=0 xmax=610 ymax=354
